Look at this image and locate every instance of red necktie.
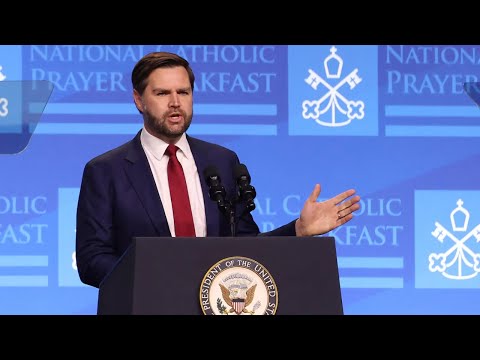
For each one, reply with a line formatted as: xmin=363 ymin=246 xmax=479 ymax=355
xmin=165 ymin=144 xmax=196 ymax=237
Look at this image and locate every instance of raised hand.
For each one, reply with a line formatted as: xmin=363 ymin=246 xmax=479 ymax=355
xmin=295 ymin=184 xmax=361 ymax=237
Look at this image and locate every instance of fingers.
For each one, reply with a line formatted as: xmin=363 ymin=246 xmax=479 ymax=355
xmin=333 ymin=189 xmax=357 ymax=205
xmin=337 ymin=201 xmax=361 ymax=219
xmin=341 ymin=195 xmax=361 ymax=210
xmin=307 ymin=183 xmax=321 ymax=202
xmin=309 ymin=185 xmax=360 ymax=212
xmin=337 ymin=213 xmax=353 ymax=225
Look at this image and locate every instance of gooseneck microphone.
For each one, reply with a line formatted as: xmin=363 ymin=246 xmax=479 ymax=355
xmin=204 ymin=165 xmax=236 ymax=236
xmin=204 ymin=163 xmax=257 ymax=237
xmin=203 ymin=166 xmax=228 ymax=215
xmin=233 ymin=163 xmax=256 ymax=212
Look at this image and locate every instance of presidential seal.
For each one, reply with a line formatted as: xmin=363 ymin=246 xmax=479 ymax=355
xmin=199 ymin=256 xmax=278 ymax=315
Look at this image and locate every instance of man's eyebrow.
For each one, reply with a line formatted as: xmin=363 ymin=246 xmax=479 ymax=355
xmin=150 ymin=87 xmax=191 ymax=92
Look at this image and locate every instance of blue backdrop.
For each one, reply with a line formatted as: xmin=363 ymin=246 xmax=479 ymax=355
xmin=0 ymin=44 xmax=479 ymax=314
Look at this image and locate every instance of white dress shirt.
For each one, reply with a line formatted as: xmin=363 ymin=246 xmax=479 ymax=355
xmin=140 ymin=127 xmax=207 ymax=237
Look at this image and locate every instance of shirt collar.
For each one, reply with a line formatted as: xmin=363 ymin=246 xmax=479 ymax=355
xmin=141 ymin=127 xmax=192 ymax=161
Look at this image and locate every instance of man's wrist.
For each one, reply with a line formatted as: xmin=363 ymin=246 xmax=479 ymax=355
xmin=295 ymin=219 xmax=305 ymax=237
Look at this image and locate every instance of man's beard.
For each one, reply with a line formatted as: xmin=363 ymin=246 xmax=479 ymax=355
xmin=144 ymin=109 xmax=193 ymax=139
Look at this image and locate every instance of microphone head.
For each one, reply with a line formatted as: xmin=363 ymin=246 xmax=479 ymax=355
xmin=233 ymin=163 xmax=251 ymax=183
xmin=204 ymin=165 xmax=221 ymax=183
xmin=203 ymin=165 xmax=227 ymax=212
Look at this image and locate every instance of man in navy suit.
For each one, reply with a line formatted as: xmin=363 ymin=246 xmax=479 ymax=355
xmin=76 ymin=52 xmax=361 ymax=288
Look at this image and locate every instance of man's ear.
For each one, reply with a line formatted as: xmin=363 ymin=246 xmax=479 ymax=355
xmin=133 ymin=89 xmax=144 ymax=113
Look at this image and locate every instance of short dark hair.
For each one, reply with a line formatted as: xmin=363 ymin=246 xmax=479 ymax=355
xmin=131 ymin=52 xmax=195 ymax=95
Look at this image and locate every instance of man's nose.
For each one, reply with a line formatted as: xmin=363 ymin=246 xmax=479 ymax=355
xmin=169 ymin=93 xmax=180 ymax=107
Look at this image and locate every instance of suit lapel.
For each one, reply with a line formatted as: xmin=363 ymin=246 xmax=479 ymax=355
xmin=123 ymin=132 xmax=171 ymax=236
xmin=188 ymin=136 xmax=220 ymax=236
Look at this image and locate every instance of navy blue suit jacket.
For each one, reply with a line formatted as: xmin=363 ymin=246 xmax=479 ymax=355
xmin=76 ymin=130 xmax=296 ymax=288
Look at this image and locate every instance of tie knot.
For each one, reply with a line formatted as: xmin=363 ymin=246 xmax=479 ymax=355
xmin=165 ymin=144 xmax=178 ymax=158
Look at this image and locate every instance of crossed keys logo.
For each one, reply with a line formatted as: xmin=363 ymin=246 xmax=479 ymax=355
xmin=430 ymin=199 xmax=480 ymax=280
xmin=303 ymin=46 xmax=365 ymax=127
